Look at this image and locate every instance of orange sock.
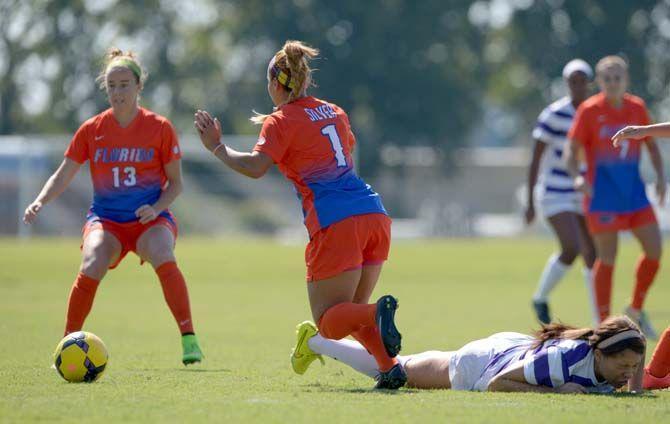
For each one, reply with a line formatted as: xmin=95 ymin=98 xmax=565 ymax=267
xmin=648 ymin=327 xmax=670 ymax=378
xmin=64 ymin=273 xmax=100 ymax=335
xmin=352 ymin=325 xmax=398 ymax=372
xmin=318 ymin=303 xmax=376 ymax=340
xmin=593 ymin=260 xmax=613 ymax=322
xmin=631 ymin=256 xmax=659 ymax=310
xmin=156 ymin=262 xmax=194 ymax=334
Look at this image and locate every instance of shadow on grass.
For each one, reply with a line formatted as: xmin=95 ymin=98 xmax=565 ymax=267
xmin=302 ymin=382 xmax=421 ymax=395
xmin=179 ymin=368 xmax=232 ymax=373
xmin=131 ymin=368 xmax=231 ymax=373
xmin=591 ymin=391 xmax=658 ymax=398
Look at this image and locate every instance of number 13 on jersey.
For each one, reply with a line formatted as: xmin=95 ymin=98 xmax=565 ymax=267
xmin=112 ymin=166 xmax=137 ymax=187
xmin=321 ymin=124 xmax=347 ymax=167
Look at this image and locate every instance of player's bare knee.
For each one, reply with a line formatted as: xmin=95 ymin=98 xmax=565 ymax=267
xmin=79 ymin=255 xmax=109 ymax=280
xmin=558 ymin=248 xmax=578 ymax=265
xmin=145 ymin=247 xmax=176 ymax=268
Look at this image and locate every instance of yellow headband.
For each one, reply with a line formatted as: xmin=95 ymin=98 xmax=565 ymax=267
xmin=107 ymin=58 xmax=142 ymax=80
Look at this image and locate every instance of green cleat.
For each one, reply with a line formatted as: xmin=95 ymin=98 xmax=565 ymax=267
xmin=181 ymin=334 xmax=204 ymax=365
xmin=291 ymin=321 xmax=324 ymax=375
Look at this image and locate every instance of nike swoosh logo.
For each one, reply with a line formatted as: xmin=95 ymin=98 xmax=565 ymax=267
xmin=95 ymin=136 xmax=104 ymax=141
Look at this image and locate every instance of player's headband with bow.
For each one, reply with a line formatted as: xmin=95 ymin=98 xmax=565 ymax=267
xmin=267 ymin=56 xmax=296 ymax=91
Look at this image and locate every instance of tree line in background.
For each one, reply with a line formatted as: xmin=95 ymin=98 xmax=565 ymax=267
xmin=2 ymin=0 xmax=670 ymax=176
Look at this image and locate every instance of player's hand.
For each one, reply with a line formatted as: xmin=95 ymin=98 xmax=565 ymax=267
xmin=194 ymin=110 xmax=222 ymax=152
xmin=656 ymin=179 xmax=667 ymax=206
xmin=555 ymin=382 xmax=587 ymax=394
xmin=22 ymin=201 xmax=43 ymax=225
xmin=612 ymin=126 xmax=645 ymax=146
xmin=135 ymin=204 xmax=158 ymax=224
xmin=574 ymin=175 xmax=592 ymax=197
xmin=524 ymin=205 xmax=536 ymax=225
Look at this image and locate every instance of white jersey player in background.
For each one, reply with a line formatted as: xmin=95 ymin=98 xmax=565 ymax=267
xmin=290 ymin=316 xmax=646 ymax=393
xmin=525 ymin=59 xmax=598 ymax=325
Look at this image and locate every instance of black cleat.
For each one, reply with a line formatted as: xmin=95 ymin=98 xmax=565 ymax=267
xmin=376 ymin=295 xmax=402 ymax=357
xmin=374 ymin=363 xmax=407 ymax=390
xmin=532 ymin=300 xmax=551 ymax=325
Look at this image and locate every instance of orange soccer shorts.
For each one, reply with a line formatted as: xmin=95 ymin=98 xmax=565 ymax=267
xmin=305 ymin=213 xmax=391 ymax=282
xmin=586 ymin=206 xmax=657 ymax=234
xmin=81 ymin=212 xmax=178 ymax=269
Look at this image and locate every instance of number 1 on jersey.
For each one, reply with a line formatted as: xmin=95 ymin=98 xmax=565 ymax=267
xmin=321 ymin=124 xmax=347 ymax=167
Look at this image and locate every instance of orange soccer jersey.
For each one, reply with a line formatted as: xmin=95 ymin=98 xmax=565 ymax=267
xmin=65 ymin=107 xmax=181 ymax=223
xmin=252 ymin=96 xmax=386 ymax=238
xmin=568 ymin=93 xmax=652 ymax=215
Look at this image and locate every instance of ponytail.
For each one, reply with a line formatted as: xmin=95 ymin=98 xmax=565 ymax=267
xmin=250 ymin=40 xmax=319 ymax=125
xmin=532 ymin=316 xmax=645 ymax=356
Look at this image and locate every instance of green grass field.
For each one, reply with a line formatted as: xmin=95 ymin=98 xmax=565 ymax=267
xmin=1 ymin=237 xmax=669 ymax=423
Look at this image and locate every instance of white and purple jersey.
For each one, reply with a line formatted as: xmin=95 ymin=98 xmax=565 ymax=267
xmin=532 ymin=97 xmax=585 ymax=200
xmin=449 ymin=332 xmax=613 ymax=392
xmin=521 ymin=338 xmax=613 ymax=393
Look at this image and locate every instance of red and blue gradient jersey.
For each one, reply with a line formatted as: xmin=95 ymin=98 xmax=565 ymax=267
xmin=253 ymin=96 xmax=387 ymax=237
xmin=568 ymin=93 xmax=652 ymax=214
xmin=65 ymin=107 xmax=181 ymax=223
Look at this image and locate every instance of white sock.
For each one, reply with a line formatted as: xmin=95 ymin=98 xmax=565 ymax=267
xmin=533 ymin=253 xmax=569 ymax=302
xmin=583 ymin=267 xmax=599 ymax=326
xmin=308 ymin=333 xmax=380 ymax=378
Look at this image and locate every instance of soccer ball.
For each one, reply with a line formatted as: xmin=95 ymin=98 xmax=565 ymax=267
xmin=53 ymin=331 xmax=108 ymax=382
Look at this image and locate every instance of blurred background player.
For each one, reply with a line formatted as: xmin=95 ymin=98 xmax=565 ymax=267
xmin=23 ymin=48 xmax=203 ymax=365
xmin=194 ymin=40 xmax=404 ymax=388
xmin=565 ymin=55 xmax=665 ymax=339
xmin=290 ymin=316 xmax=647 ymax=393
xmin=525 ymin=59 xmax=597 ymax=325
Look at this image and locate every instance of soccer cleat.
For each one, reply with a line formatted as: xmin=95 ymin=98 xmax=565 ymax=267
xmin=374 ymin=363 xmax=407 ymax=390
xmin=643 ymin=367 xmax=670 ymax=390
xmin=376 ymin=295 xmax=402 ymax=357
xmin=181 ymin=334 xmax=204 ymax=365
xmin=532 ymin=300 xmax=551 ymax=325
xmin=290 ymin=321 xmax=325 ymax=375
xmin=624 ymin=306 xmax=658 ymax=340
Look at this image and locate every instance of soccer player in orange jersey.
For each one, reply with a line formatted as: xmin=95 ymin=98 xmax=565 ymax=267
xmin=565 ymin=56 xmax=665 ymax=339
xmin=23 ymin=48 xmax=203 ymax=365
xmin=194 ymin=40 xmax=404 ymax=389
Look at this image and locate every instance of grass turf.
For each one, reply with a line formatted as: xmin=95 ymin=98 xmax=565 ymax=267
xmin=1 ymin=237 xmax=669 ymax=423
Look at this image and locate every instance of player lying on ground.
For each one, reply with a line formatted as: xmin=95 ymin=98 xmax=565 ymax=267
xmin=291 ymin=316 xmax=670 ymax=392
xmin=23 ymin=48 xmax=203 ymax=365
xmin=194 ymin=40 xmax=403 ymax=388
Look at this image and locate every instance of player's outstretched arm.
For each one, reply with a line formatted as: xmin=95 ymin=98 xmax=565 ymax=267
xmin=23 ymin=158 xmax=81 ymax=224
xmin=612 ymin=123 xmax=670 ymax=146
xmin=194 ymin=110 xmax=273 ymax=179
xmin=488 ymin=362 xmax=586 ymax=394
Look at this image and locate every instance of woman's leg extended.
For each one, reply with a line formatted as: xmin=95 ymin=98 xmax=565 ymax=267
xmin=308 ymin=268 xmax=399 ymax=373
xmin=307 ymin=332 xmax=452 ymax=389
xmin=65 ymin=229 xmax=121 ymax=335
xmin=531 ymin=212 xmax=580 ymax=323
xmin=592 ymin=231 xmax=618 ymax=321
xmin=136 ymin=225 xmax=194 ymax=335
xmin=629 ymin=222 xmax=661 ymax=311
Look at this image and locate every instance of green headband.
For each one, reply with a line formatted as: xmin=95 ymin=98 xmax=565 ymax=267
xmin=107 ymin=58 xmax=142 ymax=80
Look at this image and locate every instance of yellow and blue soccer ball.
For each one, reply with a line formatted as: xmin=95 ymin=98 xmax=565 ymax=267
xmin=53 ymin=331 xmax=108 ymax=383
